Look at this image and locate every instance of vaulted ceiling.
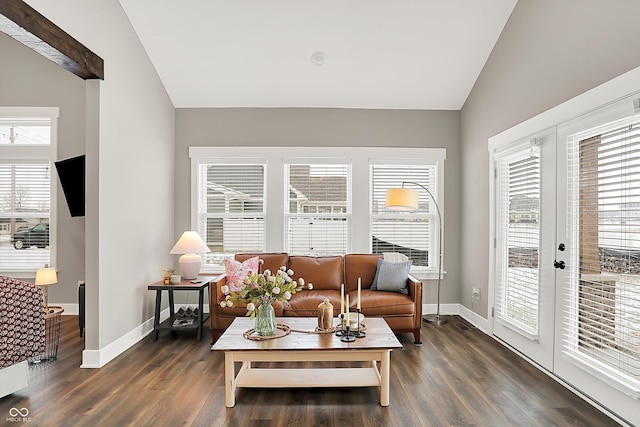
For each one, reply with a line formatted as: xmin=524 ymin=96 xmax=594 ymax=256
xmin=119 ymin=0 xmax=517 ymax=110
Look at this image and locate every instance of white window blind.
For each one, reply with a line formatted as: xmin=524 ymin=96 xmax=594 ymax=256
xmin=565 ymin=117 xmax=640 ymax=396
xmin=494 ymin=143 xmax=541 ymax=338
xmin=0 ymin=115 xmax=52 ymax=273
xmin=196 ymin=163 xmax=266 ymax=268
xmin=370 ymin=164 xmax=435 ymax=269
xmin=286 ymin=163 xmax=350 ymax=255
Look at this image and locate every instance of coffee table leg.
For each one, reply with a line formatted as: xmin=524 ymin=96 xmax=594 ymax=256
xmin=380 ymin=350 xmax=390 ymax=406
xmin=225 ymin=352 xmax=236 ymax=407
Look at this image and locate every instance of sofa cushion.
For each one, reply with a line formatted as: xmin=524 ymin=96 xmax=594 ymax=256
xmin=353 ymin=289 xmax=415 ymax=316
xmin=371 ymin=259 xmax=412 ymax=294
xmin=288 ymin=256 xmax=343 ymax=291
xmin=235 ymin=253 xmax=288 ymax=276
xmin=224 ymin=256 xmax=259 ymax=291
xmin=344 ymin=254 xmax=382 ymax=292
xmin=284 ymin=290 xmax=341 ymax=317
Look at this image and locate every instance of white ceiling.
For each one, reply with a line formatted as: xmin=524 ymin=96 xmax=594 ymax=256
xmin=119 ymin=0 xmax=517 ymax=110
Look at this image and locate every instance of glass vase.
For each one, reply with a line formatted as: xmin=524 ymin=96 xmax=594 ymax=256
xmin=255 ymin=301 xmax=277 ymax=336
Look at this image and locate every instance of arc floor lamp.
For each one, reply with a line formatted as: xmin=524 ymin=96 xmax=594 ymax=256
xmin=386 ymin=182 xmax=446 ymax=325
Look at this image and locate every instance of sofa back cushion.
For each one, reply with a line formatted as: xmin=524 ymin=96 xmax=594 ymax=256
xmin=235 ymin=253 xmax=288 ymax=276
xmin=288 ymin=256 xmax=343 ymax=291
xmin=344 ymin=254 xmax=383 ymax=291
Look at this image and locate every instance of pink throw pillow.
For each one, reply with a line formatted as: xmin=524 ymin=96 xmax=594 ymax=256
xmin=224 ymin=256 xmax=259 ymax=291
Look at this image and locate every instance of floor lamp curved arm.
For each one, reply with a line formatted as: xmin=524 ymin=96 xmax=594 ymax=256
xmin=386 ymin=181 xmax=446 ymax=325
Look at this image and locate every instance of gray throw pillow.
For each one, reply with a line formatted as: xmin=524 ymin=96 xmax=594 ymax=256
xmin=371 ymin=259 xmax=412 ymax=294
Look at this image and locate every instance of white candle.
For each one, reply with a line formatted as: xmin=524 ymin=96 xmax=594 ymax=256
xmin=346 ymin=295 xmax=350 ymax=325
xmin=357 ymin=277 xmax=361 ymax=310
xmin=340 ymin=283 xmax=344 ymax=315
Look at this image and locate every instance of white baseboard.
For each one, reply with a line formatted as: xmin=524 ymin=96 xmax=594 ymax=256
xmin=457 ymin=304 xmax=491 ymax=333
xmin=81 ymin=307 xmax=171 ymax=368
xmin=78 ymin=303 xmax=478 ymax=369
xmin=422 ymin=303 xmax=490 ymax=332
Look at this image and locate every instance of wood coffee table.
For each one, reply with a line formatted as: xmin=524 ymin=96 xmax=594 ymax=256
xmin=211 ymin=317 xmax=402 ymax=407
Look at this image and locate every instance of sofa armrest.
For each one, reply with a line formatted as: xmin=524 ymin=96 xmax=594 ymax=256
xmin=210 ymin=274 xmax=227 ymax=305
xmin=407 ymin=274 xmax=423 ymax=326
xmin=209 ymin=274 xmax=227 ymax=331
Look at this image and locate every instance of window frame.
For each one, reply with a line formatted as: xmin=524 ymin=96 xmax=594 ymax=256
xmin=0 ymin=106 xmax=59 ymax=277
xmin=368 ymin=157 xmax=445 ymax=278
xmin=190 ymin=146 xmax=446 ymax=279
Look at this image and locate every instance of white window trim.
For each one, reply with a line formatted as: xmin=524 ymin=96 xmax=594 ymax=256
xmin=0 ymin=106 xmax=59 ymax=277
xmin=190 ymin=146 xmax=446 ymax=278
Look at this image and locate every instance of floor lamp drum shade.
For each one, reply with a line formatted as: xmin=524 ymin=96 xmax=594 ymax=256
xmin=170 ymin=231 xmax=211 ymax=280
xmin=385 ymin=188 xmax=419 ymax=212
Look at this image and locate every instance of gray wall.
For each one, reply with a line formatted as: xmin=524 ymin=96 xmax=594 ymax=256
xmin=0 ymin=32 xmax=86 ymax=304
xmin=175 ymin=108 xmax=461 ymax=305
xmin=26 ymin=0 xmax=176 ymax=360
xmin=460 ymin=0 xmax=640 ymax=316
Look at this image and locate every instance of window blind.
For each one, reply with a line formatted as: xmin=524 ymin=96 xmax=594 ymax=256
xmin=196 ymin=163 xmax=266 ymax=268
xmin=494 ymin=144 xmax=541 ymax=338
xmin=565 ymin=118 xmax=640 ymax=396
xmin=370 ymin=164 xmax=435 ymax=268
xmin=0 ymin=116 xmax=52 ymax=273
xmin=286 ymin=163 xmax=350 ymax=255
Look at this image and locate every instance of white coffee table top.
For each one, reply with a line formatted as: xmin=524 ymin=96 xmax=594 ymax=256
xmin=211 ymin=317 xmax=402 ymax=352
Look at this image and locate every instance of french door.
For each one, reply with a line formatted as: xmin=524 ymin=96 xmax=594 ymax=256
xmin=554 ymin=98 xmax=640 ymax=423
xmin=492 ymin=94 xmax=640 ymax=425
xmin=492 ymin=127 xmax=557 ymax=370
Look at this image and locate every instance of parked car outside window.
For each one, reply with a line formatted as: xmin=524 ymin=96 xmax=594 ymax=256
xmin=11 ymin=222 xmax=49 ymax=249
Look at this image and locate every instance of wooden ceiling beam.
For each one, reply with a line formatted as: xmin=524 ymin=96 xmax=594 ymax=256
xmin=0 ymin=0 xmax=104 ymax=80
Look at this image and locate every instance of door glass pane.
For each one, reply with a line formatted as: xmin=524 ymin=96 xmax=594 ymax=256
xmin=495 ymin=145 xmax=540 ymax=336
xmin=565 ymin=117 xmax=640 ymax=391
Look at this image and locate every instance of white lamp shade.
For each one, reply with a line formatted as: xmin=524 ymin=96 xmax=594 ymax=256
xmin=35 ymin=267 xmax=58 ymax=286
xmin=170 ymin=231 xmax=210 ymax=280
xmin=385 ymin=188 xmax=419 ymax=212
xmin=170 ymin=231 xmax=210 ymax=255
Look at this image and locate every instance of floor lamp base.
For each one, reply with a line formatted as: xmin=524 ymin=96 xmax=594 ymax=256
xmin=423 ymin=314 xmax=448 ymax=325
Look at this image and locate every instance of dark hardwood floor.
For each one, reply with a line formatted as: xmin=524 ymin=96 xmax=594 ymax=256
xmin=0 ymin=316 xmax=621 ymax=427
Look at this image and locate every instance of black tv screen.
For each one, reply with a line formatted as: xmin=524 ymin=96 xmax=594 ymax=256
xmin=55 ymin=155 xmax=85 ymax=217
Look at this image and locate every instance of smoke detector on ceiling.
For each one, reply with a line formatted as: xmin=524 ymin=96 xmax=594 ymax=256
xmin=311 ymin=51 xmax=327 ymax=66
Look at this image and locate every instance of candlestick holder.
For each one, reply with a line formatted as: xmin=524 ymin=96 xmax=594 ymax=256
xmin=352 ymin=308 xmax=366 ymax=338
xmin=335 ymin=313 xmax=347 ymax=337
xmin=340 ymin=324 xmax=356 ymax=342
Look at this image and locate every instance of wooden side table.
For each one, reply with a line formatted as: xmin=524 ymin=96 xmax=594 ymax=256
xmin=148 ymin=277 xmax=212 ymax=341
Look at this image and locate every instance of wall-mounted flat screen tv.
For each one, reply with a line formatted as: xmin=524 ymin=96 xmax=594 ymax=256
xmin=55 ymin=154 xmax=85 ymax=217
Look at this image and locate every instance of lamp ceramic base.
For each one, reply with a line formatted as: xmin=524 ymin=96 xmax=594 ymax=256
xmin=423 ymin=314 xmax=448 ymax=325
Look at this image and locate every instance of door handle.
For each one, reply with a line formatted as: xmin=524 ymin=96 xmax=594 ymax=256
xmin=554 ymin=260 xmax=565 ymax=269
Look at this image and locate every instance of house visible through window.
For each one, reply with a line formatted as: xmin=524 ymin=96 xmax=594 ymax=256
xmin=0 ymin=108 xmax=57 ymax=274
xmin=195 ymin=162 xmax=266 ymax=269
xmin=190 ymin=147 xmax=445 ymax=276
xmin=286 ymin=163 xmax=350 ymax=256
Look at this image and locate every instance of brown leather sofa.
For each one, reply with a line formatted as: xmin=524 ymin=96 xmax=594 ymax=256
xmin=210 ymin=253 xmax=422 ymax=344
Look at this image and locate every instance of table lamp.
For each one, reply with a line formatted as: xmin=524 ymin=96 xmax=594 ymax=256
xmin=170 ymin=231 xmax=211 ymax=280
xmin=35 ymin=266 xmax=57 ymax=313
